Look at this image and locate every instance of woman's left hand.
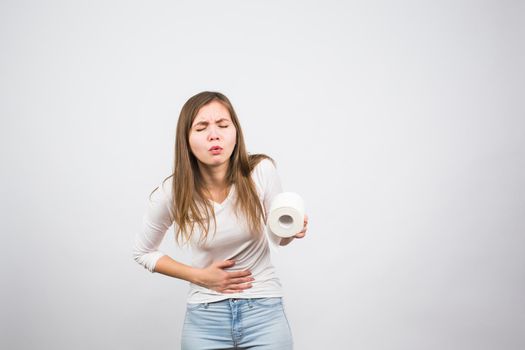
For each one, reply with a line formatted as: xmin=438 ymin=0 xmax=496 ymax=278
xmin=294 ymin=214 xmax=308 ymax=239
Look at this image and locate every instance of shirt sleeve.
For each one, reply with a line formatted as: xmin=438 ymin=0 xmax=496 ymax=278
xmin=261 ymin=159 xmax=284 ymax=247
xmin=132 ymin=181 xmax=174 ymax=273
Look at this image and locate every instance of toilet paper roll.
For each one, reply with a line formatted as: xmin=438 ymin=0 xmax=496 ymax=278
xmin=268 ymin=192 xmax=305 ymax=238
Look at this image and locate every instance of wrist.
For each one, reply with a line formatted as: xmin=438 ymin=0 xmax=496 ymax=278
xmin=190 ymin=267 xmax=204 ymax=285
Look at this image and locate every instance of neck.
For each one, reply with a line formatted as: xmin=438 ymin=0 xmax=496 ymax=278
xmin=198 ymin=160 xmax=230 ymax=190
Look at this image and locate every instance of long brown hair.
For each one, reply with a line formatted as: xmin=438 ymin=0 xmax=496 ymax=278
xmin=150 ymin=91 xmax=275 ymax=246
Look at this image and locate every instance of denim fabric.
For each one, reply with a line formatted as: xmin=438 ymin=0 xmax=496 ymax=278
xmin=181 ymin=297 xmax=293 ymax=350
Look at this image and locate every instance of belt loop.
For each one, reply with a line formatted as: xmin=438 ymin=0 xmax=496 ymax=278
xmin=204 ymin=302 xmax=209 ymax=309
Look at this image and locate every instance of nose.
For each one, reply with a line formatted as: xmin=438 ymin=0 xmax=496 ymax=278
xmin=207 ymin=126 xmax=220 ymax=141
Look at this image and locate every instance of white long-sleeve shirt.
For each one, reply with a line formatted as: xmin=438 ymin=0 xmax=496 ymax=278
xmin=133 ymin=158 xmax=285 ymax=304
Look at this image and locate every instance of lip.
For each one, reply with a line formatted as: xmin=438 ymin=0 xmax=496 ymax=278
xmin=209 ymin=146 xmax=223 ymax=151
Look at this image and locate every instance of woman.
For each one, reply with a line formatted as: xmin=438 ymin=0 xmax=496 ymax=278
xmin=133 ymin=91 xmax=308 ymax=349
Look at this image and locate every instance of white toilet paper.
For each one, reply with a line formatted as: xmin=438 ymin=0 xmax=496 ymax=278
xmin=268 ymin=192 xmax=305 ymax=238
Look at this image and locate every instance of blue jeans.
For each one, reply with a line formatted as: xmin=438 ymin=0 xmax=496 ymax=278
xmin=181 ymin=297 xmax=294 ymax=350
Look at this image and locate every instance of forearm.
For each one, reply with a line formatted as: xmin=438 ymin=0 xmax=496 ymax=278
xmin=153 ymin=255 xmax=201 ymax=284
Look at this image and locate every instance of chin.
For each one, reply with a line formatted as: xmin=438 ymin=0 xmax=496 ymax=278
xmin=203 ymin=157 xmax=227 ymax=166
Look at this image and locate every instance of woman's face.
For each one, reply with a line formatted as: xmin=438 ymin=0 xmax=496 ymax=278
xmin=189 ymin=100 xmax=237 ymax=168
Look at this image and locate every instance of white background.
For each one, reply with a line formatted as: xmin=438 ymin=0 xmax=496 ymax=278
xmin=1 ymin=1 xmax=524 ymax=349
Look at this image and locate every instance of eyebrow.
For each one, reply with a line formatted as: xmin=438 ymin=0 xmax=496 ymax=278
xmin=193 ymin=118 xmax=231 ymax=127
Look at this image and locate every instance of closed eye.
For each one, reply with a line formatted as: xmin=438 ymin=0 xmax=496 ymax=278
xmin=195 ymin=125 xmax=229 ymax=132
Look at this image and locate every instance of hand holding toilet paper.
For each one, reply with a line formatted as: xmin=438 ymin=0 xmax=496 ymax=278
xmin=267 ymin=192 xmax=306 ymax=238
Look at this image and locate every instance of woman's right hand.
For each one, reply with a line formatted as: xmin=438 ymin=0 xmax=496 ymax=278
xmin=194 ymin=260 xmax=254 ymax=294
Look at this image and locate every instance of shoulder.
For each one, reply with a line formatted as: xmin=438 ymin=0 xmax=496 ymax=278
xmin=250 ymin=155 xmax=278 ymax=193
xmin=250 ymin=155 xmax=277 ymax=178
xmin=146 ymin=175 xmax=175 ymax=221
xmin=254 ymin=157 xmax=276 ymax=173
xmin=148 ymin=175 xmax=174 ymax=205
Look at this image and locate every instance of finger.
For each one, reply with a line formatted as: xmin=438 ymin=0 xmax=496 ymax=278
xmin=223 ymin=282 xmax=253 ymax=293
xmin=222 ymin=289 xmax=245 ymax=294
xmin=230 ymin=282 xmax=253 ymax=290
xmin=215 ymin=260 xmax=236 ymax=269
xmin=228 ymin=276 xmax=255 ymax=285
xmin=227 ymin=270 xmax=252 ymax=278
xmin=295 ymin=229 xmax=306 ymax=238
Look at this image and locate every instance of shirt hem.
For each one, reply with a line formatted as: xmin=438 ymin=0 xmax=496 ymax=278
xmin=186 ymin=292 xmax=285 ymax=304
